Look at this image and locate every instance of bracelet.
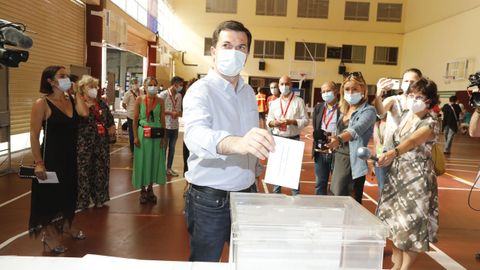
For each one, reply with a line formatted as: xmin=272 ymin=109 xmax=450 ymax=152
xmin=336 ymin=135 xmax=344 ymax=146
xmin=394 ymin=148 xmax=400 ymax=157
xmin=35 ymin=160 xmax=44 ymax=166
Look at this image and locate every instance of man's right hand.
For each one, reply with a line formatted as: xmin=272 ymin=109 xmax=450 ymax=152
xmin=376 ymin=78 xmax=393 ymax=97
xmin=238 ymin=128 xmax=275 ymax=160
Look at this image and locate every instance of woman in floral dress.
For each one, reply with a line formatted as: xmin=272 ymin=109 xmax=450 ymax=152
xmin=376 ymin=78 xmax=440 ymax=270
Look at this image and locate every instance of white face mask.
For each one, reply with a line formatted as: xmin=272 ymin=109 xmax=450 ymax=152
xmin=322 ymin=91 xmax=335 ymax=103
xmin=279 ymin=85 xmax=291 ymax=95
xmin=344 ymin=92 xmax=362 ymax=105
xmin=409 ymin=99 xmax=427 ymax=113
xmin=87 ymin=88 xmax=98 ymax=99
xmin=57 ymin=78 xmax=71 ymax=92
xmin=215 ymin=49 xmax=246 ymax=77
xmin=176 ymin=86 xmax=183 ymax=93
xmin=147 ymin=86 xmax=157 ymax=94
xmin=401 ymin=81 xmax=410 ymax=93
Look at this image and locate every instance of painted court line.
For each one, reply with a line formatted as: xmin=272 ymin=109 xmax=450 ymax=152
xmin=362 ymin=192 xmax=466 ymax=270
xmin=0 ymin=177 xmax=186 ymax=250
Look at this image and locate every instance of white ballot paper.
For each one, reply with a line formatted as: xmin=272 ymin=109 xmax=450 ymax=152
xmin=264 ymin=136 xmax=305 ymax=190
xmin=38 ymin=171 xmax=59 ymax=184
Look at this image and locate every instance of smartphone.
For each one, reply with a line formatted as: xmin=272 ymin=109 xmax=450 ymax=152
xmin=391 ymin=79 xmax=401 ymax=90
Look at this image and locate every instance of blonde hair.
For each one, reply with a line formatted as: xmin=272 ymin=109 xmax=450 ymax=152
xmin=339 ymin=75 xmax=368 ymax=114
xmin=77 ymin=75 xmax=99 ymax=95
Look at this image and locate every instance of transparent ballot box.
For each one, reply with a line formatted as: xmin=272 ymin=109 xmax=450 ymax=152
xmin=229 ymin=193 xmax=387 ymax=270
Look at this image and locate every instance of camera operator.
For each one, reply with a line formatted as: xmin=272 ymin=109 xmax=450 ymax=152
xmin=312 ymin=81 xmax=340 ymax=195
xmin=469 ymin=93 xmax=480 ymax=137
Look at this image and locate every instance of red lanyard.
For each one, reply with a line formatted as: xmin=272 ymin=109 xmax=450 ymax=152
xmin=280 ymin=94 xmax=294 ymax=118
xmin=168 ymin=90 xmax=177 ymax=111
xmin=322 ymin=104 xmax=337 ymax=130
xmin=145 ymin=96 xmax=156 ymax=120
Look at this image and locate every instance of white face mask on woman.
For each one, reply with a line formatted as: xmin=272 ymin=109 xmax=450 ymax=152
xmin=147 ymin=86 xmax=157 ymax=95
xmin=87 ymin=88 xmax=98 ymax=99
xmin=57 ymin=78 xmax=71 ymax=92
xmin=344 ymin=92 xmax=362 ymax=105
xmin=409 ymin=99 xmax=427 ymax=113
xmin=215 ymin=49 xmax=246 ymax=77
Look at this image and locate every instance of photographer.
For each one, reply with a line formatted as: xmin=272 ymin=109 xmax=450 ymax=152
xmin=470 ymin=107 xmax=480 ymax=137
xmin=312 ymin=81 xmax=340 ymax=195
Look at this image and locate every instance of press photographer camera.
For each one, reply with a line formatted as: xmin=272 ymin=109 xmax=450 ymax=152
xmin=313 ymin=128 xmax=331 ymax=152
xmin=468 ymin=71 xmax=480 ymax=108
xmin=0 ymin=19 xmax=32 ymax=67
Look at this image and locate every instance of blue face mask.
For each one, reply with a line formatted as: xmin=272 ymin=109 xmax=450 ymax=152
xmin=322 ymin=91 xmax=335 ymax=103
xmin=344 ymin=92 xmax=362 ymax=105
xmin=147 ymin=86 xmax=157 ymax=94
xmin=279 ymin=85 xmax=291 ymax=95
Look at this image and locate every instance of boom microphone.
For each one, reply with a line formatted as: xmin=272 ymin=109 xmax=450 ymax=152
xmin=0 ymin=26 xmax=33 ymax=49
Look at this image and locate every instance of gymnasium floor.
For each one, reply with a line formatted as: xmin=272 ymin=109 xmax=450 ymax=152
xmin=0 ymin=122 xmax=479 ymax=269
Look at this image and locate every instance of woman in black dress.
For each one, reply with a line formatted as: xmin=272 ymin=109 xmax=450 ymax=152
xmin=29 ymin=66 xmax=88 ymax=254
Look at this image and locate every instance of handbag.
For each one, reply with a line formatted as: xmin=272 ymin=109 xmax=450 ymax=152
xmin=143 ymin=126 xmax=165 ymax=138
xmin=18 ymin=113 xmax=48 ymax=179
xmin=431 ymin=143 xmax=446 ymax=176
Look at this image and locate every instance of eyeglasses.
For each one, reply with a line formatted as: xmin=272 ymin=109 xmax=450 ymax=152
xmin=343 ymin=71 xmax=363 ymax=79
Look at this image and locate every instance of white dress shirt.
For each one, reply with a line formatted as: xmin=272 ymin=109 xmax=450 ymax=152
xmin=183 ymin=69 xmax=258 ymax=191
xmin=122 ymin=90 xmax=138 ymax=119
xmin=267 ymin=93 xmax=308 ymax=137
xmin=159 ymin=89 xmax=182 ymax=130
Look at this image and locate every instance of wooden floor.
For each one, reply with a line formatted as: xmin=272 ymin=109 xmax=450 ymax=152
xmin=1 ymin=124 xmax=479 ymax=270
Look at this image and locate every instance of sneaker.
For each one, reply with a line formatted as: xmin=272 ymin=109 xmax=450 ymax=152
xmin=167 ymin=169 xmax=179 ymax=177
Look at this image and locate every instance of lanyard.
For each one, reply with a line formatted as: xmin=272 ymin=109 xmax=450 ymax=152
xmin=322 ymin=104 xmax=337 ymax=130
xmin=145 ymin=96 xmax=156 ymax=121
xmin=280 ymin=94 xmax=294 ymax=118
xmin=168 ymin=90 xmax=177 ymax=111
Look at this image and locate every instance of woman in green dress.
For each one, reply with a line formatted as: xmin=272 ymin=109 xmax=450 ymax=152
xmin=132 ymin=77 xmax=167 ymax=204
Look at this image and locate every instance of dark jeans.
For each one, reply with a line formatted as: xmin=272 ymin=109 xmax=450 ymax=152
xmin=314 ymin=152 xmax=334 ymax=195
xmin=127 ymin=117 xmax=134 ymax=153
xmin=165 ymin=129 xmax=179 ymax=169
xmin=443 ymin=126 xmax=456 ymax=153
xmin=185 ymin=184 xmax=256 ymax=262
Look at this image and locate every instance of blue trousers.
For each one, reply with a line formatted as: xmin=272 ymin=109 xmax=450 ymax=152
xmin=165 ymin=129 xmax=179 ymax=169
xmin=127 ymin=118 xmax=134 ymax=153
xmin=314 ymin=152 xmax=334 ymax=195
xmin=185 ymin=184 xmax=256 ymax=262
xmin=443 ymin=126 xmax=456 ymax=153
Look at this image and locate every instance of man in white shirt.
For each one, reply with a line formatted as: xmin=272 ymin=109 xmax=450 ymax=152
xmin=122 ymin=78 xmax=140 ymax=152
xmin=267 ymin=75 xmax=308 ymax=195
xmin=159 ymin=76 xmax=184 ymax=176
xmin=183 ymin=20 xmax=275 ymax=262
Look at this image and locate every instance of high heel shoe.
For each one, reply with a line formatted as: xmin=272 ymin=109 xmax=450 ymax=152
xmin=41 ymin=233 xmax=67 ymax=254
xmin=140 ymin=189 xmax=148 ymax=204
xmin=147 ymin=188 xmax=157 ymax=204
xmin=65 ymin=230 xmax=86 ymax=240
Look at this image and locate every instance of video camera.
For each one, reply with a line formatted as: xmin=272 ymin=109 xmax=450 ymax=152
xmin=0 ymin=19 xmax=32 ymax=67
xmin=313 ymin=129 xmax=331 ymax=152
xmin=467 ymin=72 xmax=480 ymax=108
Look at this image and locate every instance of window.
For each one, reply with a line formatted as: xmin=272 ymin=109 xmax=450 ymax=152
xmin=297 ymin=0 xmax=329 ymax=18
xmin=256 ymin=0 xmax=287 ymax=16
xmin=341 ymin=45 xmax=366 ymax=64
xmin=253 ymin=40 xmax=285 ymax=59
xmin=377 ymin=3 xmax=402 ymax=22
xmin=344 ymin=1 xmax=370 ymax=21
xmin=204 ymin=38 xmax=213 ymax=56
xmin=294 ymin=42 xmax=326 ymax=61
xmin=373 ymin=46 xmax=398 ymax=65
xmin=206 ymin=0 xmax=237 ymax=14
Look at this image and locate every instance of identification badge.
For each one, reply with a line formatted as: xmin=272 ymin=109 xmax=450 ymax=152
xmin=143 ymin=126 xmax=152 ymax=138
xmin=97 ymin=123 xmax=105 ymax=136
xmin=279 ymin=123 xmax=287 ymax=131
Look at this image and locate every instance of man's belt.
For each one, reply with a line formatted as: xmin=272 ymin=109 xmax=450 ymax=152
xmin=190 ymin=183 xmax=254 ymax=198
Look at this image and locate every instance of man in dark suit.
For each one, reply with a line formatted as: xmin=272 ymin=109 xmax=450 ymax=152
xmin=312 ymin=81 xmax=340 ymax=195
xmin=442 ymin=95 xmax=461 ymax=154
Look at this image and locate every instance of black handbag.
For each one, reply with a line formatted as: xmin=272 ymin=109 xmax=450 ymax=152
xmin=151 ymin=127 xmax=165 ymax=138
xmin=18 ymin=116 xmax=48 ymax=179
